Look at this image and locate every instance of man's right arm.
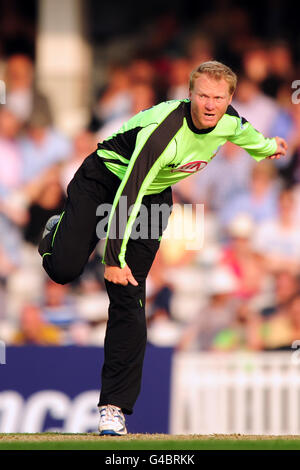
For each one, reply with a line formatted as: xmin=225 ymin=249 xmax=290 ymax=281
xmin=227 ymin=117 xmax=279 ymax=161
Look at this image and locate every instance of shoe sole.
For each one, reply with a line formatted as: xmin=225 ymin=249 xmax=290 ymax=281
xmin=100 ymin=429 xmax=127 ymax=436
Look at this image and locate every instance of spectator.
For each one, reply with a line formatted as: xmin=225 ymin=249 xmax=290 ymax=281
xmin=253 ymin=187 xmax=300 ymax=272
xmin=60 ymin=130 xmax=100 ymax=193
xmin=23 ymin=166 xmax=66 ymax=246
xmin=0 ymin=107 xmax=23 ymax=196
xmin=278 ymin=96 xmax=300 ymax=184
xmin=258 ymin=293 xmax=300 ymax=351
xmin=259 ymin=270 xmax=300 ymax=318
xmin=221 ymin=214 xmax=266 ymax=299
xmin=5 ymin=54 xmax=52 ymax=125
xmin=19 ymin=103 xmax=72 ymax=184
xmin=92 ymin=63 xmax=132 ymax=130
xmin=233 ymin=75 xmax=288 ymax=141
xmin=219 ymin=159 xmax=280 ymax=227
xmin=185 ymin=34 xmax=214 ymax=71
xmin=262 ymin=41 xmax=294 ymax=98
xmin=41 ymin=279 xmax=79 ymax=333
xmin=167 ymin=57 xmax=190 ymax=100
xmin=146 ymin=304 xmax=183 ymax=347
xmin=241 ymin=46 xmax=269 ymax=85
xmin=176 ymin=267 xmax=237 ymax=351
xmin=210 ymin=303 xmax=262 ymax=351
xmin=0 ymin=107 xmax=28 ymax=276
xmin=97 ymin=82 xmax=155 ymax=142
xmin=128 ymin=58 xmax=155 ymax=87
xmin=192 ymin=140 xmax=255 ymax=213
xmin=12 ymin=304 xmax=61 ymax=345
xmin=40 ymin=279 xmax=90 ymax=345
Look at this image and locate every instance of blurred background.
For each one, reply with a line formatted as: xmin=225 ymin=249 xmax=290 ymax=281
xmin=1 ymin=0 xmax=300 ymax=435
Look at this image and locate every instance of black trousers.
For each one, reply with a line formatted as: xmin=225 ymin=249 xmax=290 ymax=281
xmin=38 ymin=151 xmax=172 ymax=414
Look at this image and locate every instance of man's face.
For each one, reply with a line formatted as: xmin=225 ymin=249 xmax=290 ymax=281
xmin=189 ymin=74 xmax=233 ymax=129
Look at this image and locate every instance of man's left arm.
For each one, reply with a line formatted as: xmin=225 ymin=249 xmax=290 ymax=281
xmin=227 ymin=116 xmax=288 ymax=162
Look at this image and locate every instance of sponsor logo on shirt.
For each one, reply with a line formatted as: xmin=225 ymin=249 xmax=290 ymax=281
xmin=170 ymin=161 xmax=207 ymax=173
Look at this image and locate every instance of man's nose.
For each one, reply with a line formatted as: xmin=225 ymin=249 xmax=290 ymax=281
xmin=205 ymin=99 xmax=215 ymax=110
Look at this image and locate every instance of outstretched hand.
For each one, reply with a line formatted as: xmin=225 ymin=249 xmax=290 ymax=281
xmin=268 ymin=136 xmax=288 ymax=160
xmin=104 ymin=264 xmax=138 ymax=286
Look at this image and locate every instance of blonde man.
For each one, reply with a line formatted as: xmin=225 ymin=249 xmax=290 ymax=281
xmin=39 ymin=61 xmax=287 ymax=435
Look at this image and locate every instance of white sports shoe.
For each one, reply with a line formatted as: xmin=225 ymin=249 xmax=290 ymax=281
xmin=98 ymin=404 xmax=127 ymax=436
xmin=42 ymin=214 xmax=61 ymax=238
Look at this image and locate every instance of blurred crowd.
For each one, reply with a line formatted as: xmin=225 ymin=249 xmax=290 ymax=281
xmin=0 ymin=7 xmax=300 ymax=350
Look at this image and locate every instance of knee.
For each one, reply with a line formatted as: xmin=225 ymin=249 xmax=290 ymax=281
xmin=49 ymin=274 xmax=70 ymax=285
xmin=44 ymin=268 xmax=72 ymax=285
xmin=42 ymin=257 xmax=81 ymax=285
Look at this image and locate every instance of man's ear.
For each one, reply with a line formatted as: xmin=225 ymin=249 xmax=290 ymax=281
xmin=188 ymin=88 xmax=192 ymax=99
xmin=228 ymin=94 xmax=233 ymax=105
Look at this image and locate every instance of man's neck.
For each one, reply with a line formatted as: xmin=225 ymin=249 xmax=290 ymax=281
xmin=185 ymin=101 xmax=216 ymax=135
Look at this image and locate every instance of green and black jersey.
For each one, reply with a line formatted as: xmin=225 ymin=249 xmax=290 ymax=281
xmin=97 ymin=99 xmax=277 ymax=268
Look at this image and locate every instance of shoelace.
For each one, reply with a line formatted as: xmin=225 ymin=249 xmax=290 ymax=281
xmin=100 ymin=405 xmax=123 ymax=422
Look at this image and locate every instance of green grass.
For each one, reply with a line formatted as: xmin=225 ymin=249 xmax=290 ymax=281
xmin=1 ymin=440 xmax=300 ymax=450
xmin=1 ymin=434 xmax=300 ymax=450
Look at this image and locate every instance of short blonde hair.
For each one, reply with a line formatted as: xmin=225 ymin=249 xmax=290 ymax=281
xmin=189 ymin=61 xmax=237 ymax=95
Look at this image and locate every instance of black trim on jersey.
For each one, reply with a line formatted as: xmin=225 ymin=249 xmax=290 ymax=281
xmin=104 ymin=102 xmax=185 ymax=267
xmin=97 ymin=127 xmax=142 ymax=161
xmin=225 ymin=104 xmax=248 ymax=124
xmin=184 ymin=100 xmax=216 ymax=134
xmin=225 ymin=104 xmax=239 ymax=117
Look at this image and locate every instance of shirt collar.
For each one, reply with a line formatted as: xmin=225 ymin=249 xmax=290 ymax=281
xmin=184 ymin=100 xmax=216 ymax=134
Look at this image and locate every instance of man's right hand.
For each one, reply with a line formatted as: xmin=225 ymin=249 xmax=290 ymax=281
xmin=104 ymin=264 xmax=138 ymax=286
xmin=268 ymin=136 xmax=288 ymax=160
